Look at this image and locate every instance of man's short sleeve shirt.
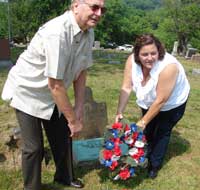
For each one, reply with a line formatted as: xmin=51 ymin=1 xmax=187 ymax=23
xmin=2 ymin=11 xmax=94 ymax=119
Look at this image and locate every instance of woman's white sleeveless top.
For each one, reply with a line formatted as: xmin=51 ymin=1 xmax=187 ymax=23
xmin=131 ymin=52 xmax=190 ymax=111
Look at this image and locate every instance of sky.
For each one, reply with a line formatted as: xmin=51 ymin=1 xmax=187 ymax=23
xmin=0 ymin=0 xmax=8 ymax=2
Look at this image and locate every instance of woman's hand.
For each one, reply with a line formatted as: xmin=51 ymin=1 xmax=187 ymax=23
xmin=115 ymin=113 xmax=123 ymax=123
xmin=136 ymin=119 xmax=146 ymax=130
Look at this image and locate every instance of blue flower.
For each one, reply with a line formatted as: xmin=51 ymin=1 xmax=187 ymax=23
xmin=104 ymin=159 xmax=112 ymax=167
xmin=129 ymin=167 xmax=135 ymax=176
xmin=139 ymin=156 xmax=145 ymax=163
xmin=111 ymin=129 xmax=119 ymax=138
xmin=105 ymin=140 xmax=114 ymax=150
xmin=130 ymin=123 xmax=138 ymax=132
xmin=137 ymin=132 xmax=143 ymax=140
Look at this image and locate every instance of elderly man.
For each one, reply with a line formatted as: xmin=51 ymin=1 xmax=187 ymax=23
xmin=1 ymin=0 xmax=106 ymax=189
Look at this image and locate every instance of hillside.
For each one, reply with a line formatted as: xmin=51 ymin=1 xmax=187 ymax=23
xmin=124 ymin=0 xmax=162 ymax=10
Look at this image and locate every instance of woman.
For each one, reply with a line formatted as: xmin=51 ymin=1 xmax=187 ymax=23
xmin=115 ymin=34 xmax=190 ymax=179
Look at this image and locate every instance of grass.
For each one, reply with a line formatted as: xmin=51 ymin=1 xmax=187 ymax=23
xmin=0 ymin=49 xmax=200 ymax=190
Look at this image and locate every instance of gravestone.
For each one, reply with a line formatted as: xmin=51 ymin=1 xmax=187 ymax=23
xmin=73 ymin=86 xmax=108 ymax=163
xmin=192 ymin=69 xmax=200 ymax=76
xmin=185 ymin=48 xmax=198 ymax=59
xmin=191 ymin=54 xmax=200 ymax=64
xmin=171 ymin=41 xmax=178 ymax=56
xmin=0 ymin=39 xmax=10 ymax=60
xmin=0 ymin=39 xmax=13 ymax=69
xmin=80 ymin=86 xmax=108 ymax=139
xmin=93 ymin=41 xmax=100 ymax=49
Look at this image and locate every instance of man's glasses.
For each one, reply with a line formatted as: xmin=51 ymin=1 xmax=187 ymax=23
xmin=82 ymin=1 xmax=106 ymax=14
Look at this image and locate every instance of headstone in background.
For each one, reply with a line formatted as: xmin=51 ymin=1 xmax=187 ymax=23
xmin=0 ymin=39 xmax=10 ymax=60
xmin=185 ymin=48 xmax=198 ymax=59
xmin=93 ymin=41 xmax=100 ymax=49
xmin=191 ymin=54 xmax=200 ymax=64
xmin=0 ymin=39 xmax=13 ymax=69
xmin=192 ymin=68 xmax=200 ymax=76
xmin=171 ymin=41 xmax=178 ymax=56
xmin=79 ymin=86 xmax=108 ymax=139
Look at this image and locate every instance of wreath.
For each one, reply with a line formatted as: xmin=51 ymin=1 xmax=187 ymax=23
xmin=99 ymin=119 xmax=148 ymax=180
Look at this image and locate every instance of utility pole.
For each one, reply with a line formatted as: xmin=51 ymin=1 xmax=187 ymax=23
xmin=7 ymin=0 xmax=12 ymax=43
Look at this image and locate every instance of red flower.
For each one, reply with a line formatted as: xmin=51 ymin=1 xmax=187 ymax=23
xmin=110 ymin=161 xmax=118 ymax=170
xmin=112 ymin=122 xmax=123 ymax=130
xmin=103 ymin=150 xmax=113 ymax=160
xmin=119 ymin=168 xmax=130 ymax=180
xmin=114 ymin=146 xmax=122 ymax=156
xmin=137 ymin=148 xmax=144 ymax=156
xmin=132 ymin=132 xmax=139 ymax=140
xmin=132 ymin=154 xmax=140 ymax=160
xmin=113 ymin=137 xmax=122 ymax=147
xmin=124 ymin=124 xmax=130 ymax=132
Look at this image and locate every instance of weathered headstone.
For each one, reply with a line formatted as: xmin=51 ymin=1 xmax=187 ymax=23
xmin=171 ymin=41 xmax=178 ymax=56
xmin=0 ymin=39 xmax=10 ymax=60
xmin=80 ymin=86 xmax=108 ymax=139
xmin=93 ymin=41 xmax=100 ymax=49
xmin=185 ymin=48 xmax=198 ymax=59
xmin=191 ymin=54 xmax=200 ymax=64
xmin=192 ymin=69 xmax=200 ymax=76
xmin=72 ymin=87 xmax=108 ymax=163
xmin=0 ymin=39 xmax=13 ymax=69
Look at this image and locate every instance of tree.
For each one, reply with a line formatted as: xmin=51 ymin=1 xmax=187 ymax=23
xmin=162 ymin=0 xmax=200 ymax=54
xmin=10 ymin=0 xmax=71 ymax=43
xmin=95 ymin=0 xmax=151 ymax=46
xmin=0 ymin=2 xmax=8 ymax=39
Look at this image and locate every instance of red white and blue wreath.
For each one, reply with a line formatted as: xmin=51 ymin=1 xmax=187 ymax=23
xmin=99 ymin=119 xmax=148 ymax=180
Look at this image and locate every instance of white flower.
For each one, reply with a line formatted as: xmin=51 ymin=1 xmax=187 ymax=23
xmin=124 ymin=130 xmax=131 ymax=136
xmin=111 ymin=155 xmax=120 ymax=161
xmin=113 ymin=174 xmax=120 ymax=181
xmin=135 ymin=141 xmax=145 ymax=148
xmin=125 ymin=138 xmax=133 ymax=145
xmin=129 ymin=147 xmax=138 ymax=156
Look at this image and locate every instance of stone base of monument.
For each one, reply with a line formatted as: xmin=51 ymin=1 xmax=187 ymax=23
xmin=72 ymin=137 xmax=103 ymax=164
xmin=72 ymin=137 xmax=129 ymax=165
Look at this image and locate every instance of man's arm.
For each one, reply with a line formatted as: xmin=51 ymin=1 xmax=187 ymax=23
xmin=73 ymin=70 xmax=87 ymax=124
xmin=48 ymin=78 xmax=82 ymax=136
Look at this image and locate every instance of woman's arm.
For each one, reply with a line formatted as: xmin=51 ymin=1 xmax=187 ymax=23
xmin=116 ymin=55 xmax=133 ymax=122
xmin=136 ymin=63 xmax=179 ymax=128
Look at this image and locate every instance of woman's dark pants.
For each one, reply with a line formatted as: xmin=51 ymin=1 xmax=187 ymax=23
xmin=15 ymin=106 xmax=73 ymax=190
xmin=142 ymin=101 xmax=187 ymax=169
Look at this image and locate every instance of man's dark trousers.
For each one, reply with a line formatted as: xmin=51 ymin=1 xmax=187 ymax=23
xmin=16 ymin=106 xmax=73 ymax=190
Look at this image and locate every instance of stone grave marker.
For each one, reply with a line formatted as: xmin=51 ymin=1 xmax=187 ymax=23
xmin=0 ymin=39 xmax=13 ymax=69
xmin=192 ymin=68 xmax=200 ymax=76
xmin=80 ymin=86 xmax=108 ymax=139
xmin=185 ymin=48 xmax=198 ymax=59
xmin=93 ymin=41 xmax=100 ymax=49
xmin=191 ymin=54 xmax=200 ymax=64
xmin=171 ymin=41 xmax=178 ymax=56
xmin=73 ymin=86 xmax=108 ymax=163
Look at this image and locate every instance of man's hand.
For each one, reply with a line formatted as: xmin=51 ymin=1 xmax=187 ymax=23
xmin=68 ymin=119 xmax=83 ymax=137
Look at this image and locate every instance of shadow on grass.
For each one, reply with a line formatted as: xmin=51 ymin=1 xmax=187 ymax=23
xmin=164 ymin=130 xmax=191 ymax=163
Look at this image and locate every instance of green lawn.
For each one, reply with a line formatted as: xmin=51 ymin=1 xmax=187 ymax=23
xmin=0 ymin=49 xmax=200 ymax=190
